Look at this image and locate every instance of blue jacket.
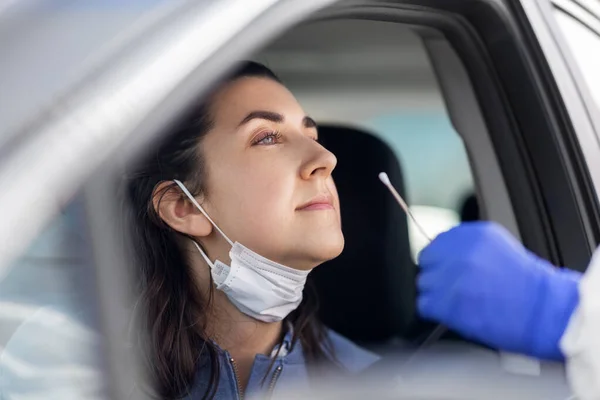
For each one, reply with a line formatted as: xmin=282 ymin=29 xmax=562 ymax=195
xmin=186 ymin=328 xmax=379 ymax=399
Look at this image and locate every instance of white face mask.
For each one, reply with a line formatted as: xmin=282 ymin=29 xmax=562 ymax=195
xmin=173 ymin=180 xmax=310 ymax=323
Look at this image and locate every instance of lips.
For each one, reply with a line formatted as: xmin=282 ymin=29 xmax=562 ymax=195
xmin=297 ymin=193 xmax=334 ymax=211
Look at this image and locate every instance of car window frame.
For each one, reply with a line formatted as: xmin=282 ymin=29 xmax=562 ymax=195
xmin=519 ymin=0 xmax=600 ymax=255
xmin=0 ymin=0 xmax=339 ymax=398
xmin=504 ymin=0 xmax=600 ymax=263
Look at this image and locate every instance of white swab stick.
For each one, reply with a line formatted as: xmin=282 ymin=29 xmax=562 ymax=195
xmin=378 ymin=172 xmax=432 ymax=243
xmin=379 ymin=172 xmax=446 ymax=362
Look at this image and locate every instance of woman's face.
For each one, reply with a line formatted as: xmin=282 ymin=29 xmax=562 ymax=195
xmin=198 ymin=77 xmax=343 ymax=270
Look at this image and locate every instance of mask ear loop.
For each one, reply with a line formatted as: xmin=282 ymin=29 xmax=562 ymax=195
xmin=191 ymin=240 xmax=216 ymax=270
xmin=173 ymin=180 xmax=231 ymax=292
xmin=173 ymin=179 xmax=234 ymax=247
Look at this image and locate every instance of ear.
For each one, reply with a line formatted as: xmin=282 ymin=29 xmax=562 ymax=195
xmin=152 ymin=181 xmax=213 ymax=237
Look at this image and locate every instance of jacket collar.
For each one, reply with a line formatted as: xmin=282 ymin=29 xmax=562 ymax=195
xmin=211 ymin=320 xmax=306 ymax=364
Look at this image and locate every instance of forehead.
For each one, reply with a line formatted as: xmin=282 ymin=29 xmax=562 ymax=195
xmin=209 ymin=77 xmax=304 ymax=126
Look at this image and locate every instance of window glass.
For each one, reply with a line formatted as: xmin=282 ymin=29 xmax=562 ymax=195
xmin=364 ymin=113 xmax=472 ymax=258
xmin=554 ymin=9 xmax=600 ymax=109
xmin=0 ymin=199 xmax=107 ymax=399
xmin=0 ymin=2 xmax=195 ymax=397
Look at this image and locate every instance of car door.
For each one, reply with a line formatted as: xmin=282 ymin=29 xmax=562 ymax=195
xmin=0 ymin=1 xmax=338 ymax=399
xmin=520 ymin=0 xmax=600 ymax=257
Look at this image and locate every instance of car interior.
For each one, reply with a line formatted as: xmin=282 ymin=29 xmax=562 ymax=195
xmin=252 ymin=19 xmax=482 ymax=352
xmin=315 ymin=125 xmax=417 ymax=351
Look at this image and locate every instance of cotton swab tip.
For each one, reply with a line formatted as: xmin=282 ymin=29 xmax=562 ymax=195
xmin=378 ymin=172 xmax=391 ymax=186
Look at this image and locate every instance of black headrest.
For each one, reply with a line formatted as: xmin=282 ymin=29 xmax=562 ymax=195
xmin=460 ymin=194 xmax=480 ymax=222
xmin=312 ymin=125 xmax=416 ymax=346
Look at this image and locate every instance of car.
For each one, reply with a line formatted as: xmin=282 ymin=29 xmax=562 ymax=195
xmin=1 ymin=0 xmax=599 ymax=398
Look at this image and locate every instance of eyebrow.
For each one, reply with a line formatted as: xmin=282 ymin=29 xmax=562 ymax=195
xmin=238 ymin=110 xmax=318 ymax=129
xmin=303 ymin=116 xmax=317 ymax=129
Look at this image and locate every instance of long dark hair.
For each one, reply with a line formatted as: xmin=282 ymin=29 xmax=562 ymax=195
xmin=124 ymin=61 xmax=335 ymax=400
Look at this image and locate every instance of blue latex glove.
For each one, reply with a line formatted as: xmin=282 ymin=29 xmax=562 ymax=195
xmin=417 ymin=221 xmax=582 ymax=360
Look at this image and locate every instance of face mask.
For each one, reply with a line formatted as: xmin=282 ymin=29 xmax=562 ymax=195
xmin=173 ymin=180 xmax=310 ymax=323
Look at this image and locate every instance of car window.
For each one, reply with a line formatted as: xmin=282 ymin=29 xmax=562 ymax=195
xmin=0 ymin=198 xmax=107 ymax=400
xmin=552 ymin=7 xmax=600 ymax=109
xmin=364 ymin=113 xmax=472 ymax=258
xmin=259 ymin=20 xmax=475 ymax=259
xmin=0 ymin=2 xmax=193 ymax=398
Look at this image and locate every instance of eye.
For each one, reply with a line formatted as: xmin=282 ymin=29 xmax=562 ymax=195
xmin=252 ymin=130 xmax=282 ymax=146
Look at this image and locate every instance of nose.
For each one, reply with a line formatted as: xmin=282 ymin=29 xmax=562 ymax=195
xmin=300 ymin=139 xmax=337 ymax=180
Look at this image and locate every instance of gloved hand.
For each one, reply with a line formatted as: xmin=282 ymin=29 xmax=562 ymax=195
xmin=417 ymin=221 xmax=582 ymax=360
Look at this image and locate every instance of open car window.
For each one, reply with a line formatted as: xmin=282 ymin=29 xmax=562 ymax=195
xmin=258 ymin=20 xmax=474 ymax=260
xmin=0 ymin=198 xmax=107 ymax=399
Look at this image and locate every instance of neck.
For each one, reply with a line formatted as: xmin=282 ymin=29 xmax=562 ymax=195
xmin=208 ymin=291 xmax=284 ymax=358
xmin=187 ymin=239 xmax=284 ymax=358
xmin=204 ymin=287 xmax=283 ymax=394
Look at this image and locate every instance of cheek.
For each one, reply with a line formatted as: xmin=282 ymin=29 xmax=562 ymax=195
xmin=208 ymin=159 xmax=296 ymax=238
xmin=327 ymin=179 xmax=342 ymax=217
xmin=329 ymin=179 xmax=339 ymax=203
xmin=230 ymin=172 xmax=297 ymax=258
xmin=240 ymin=165 xmax=293 ymax=208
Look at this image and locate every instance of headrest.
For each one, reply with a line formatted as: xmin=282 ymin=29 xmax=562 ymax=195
xmin=312 ymin=125 xmax=416 ymax=346
xmin=460 ymin=194 xmax=480 ymax=222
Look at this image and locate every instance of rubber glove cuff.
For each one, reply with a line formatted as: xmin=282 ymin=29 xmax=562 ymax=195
xmin=529 ymin=265 xmax=580 ymax=360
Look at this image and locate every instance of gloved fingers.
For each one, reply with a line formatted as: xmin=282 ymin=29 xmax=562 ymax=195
xmin=417 ymin=259 xmax=472 ymax=322
xmin=417 ymin=256 xmax=463 ymax=291
xmin=420 ymin=221 xmax=510 ymax=262
xmin=417 ymin=267 xmax=462 ymax=319
xmin=417 ymin=266 xmax=447 ymax=293
xmin=417 ymin=290 xmax=457 ymax=323
xmin=418 ymin=234 xmax=452 ymax=266
xmin=417 ymin=293 xmax=437 ymax=320
xmin=418 ymin=223 xmax=479 ymax=266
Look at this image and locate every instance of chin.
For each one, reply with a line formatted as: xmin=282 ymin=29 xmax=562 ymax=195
xmin=310 ymin=231 xmax=345 ymax=266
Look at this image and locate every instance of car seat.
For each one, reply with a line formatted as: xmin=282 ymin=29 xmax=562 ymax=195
xmin=312 ymin=124 xmax=419 ymax=350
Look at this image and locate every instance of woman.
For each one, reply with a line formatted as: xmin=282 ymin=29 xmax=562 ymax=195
xmin=125 ymin=61 xmax=378 ymax=399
